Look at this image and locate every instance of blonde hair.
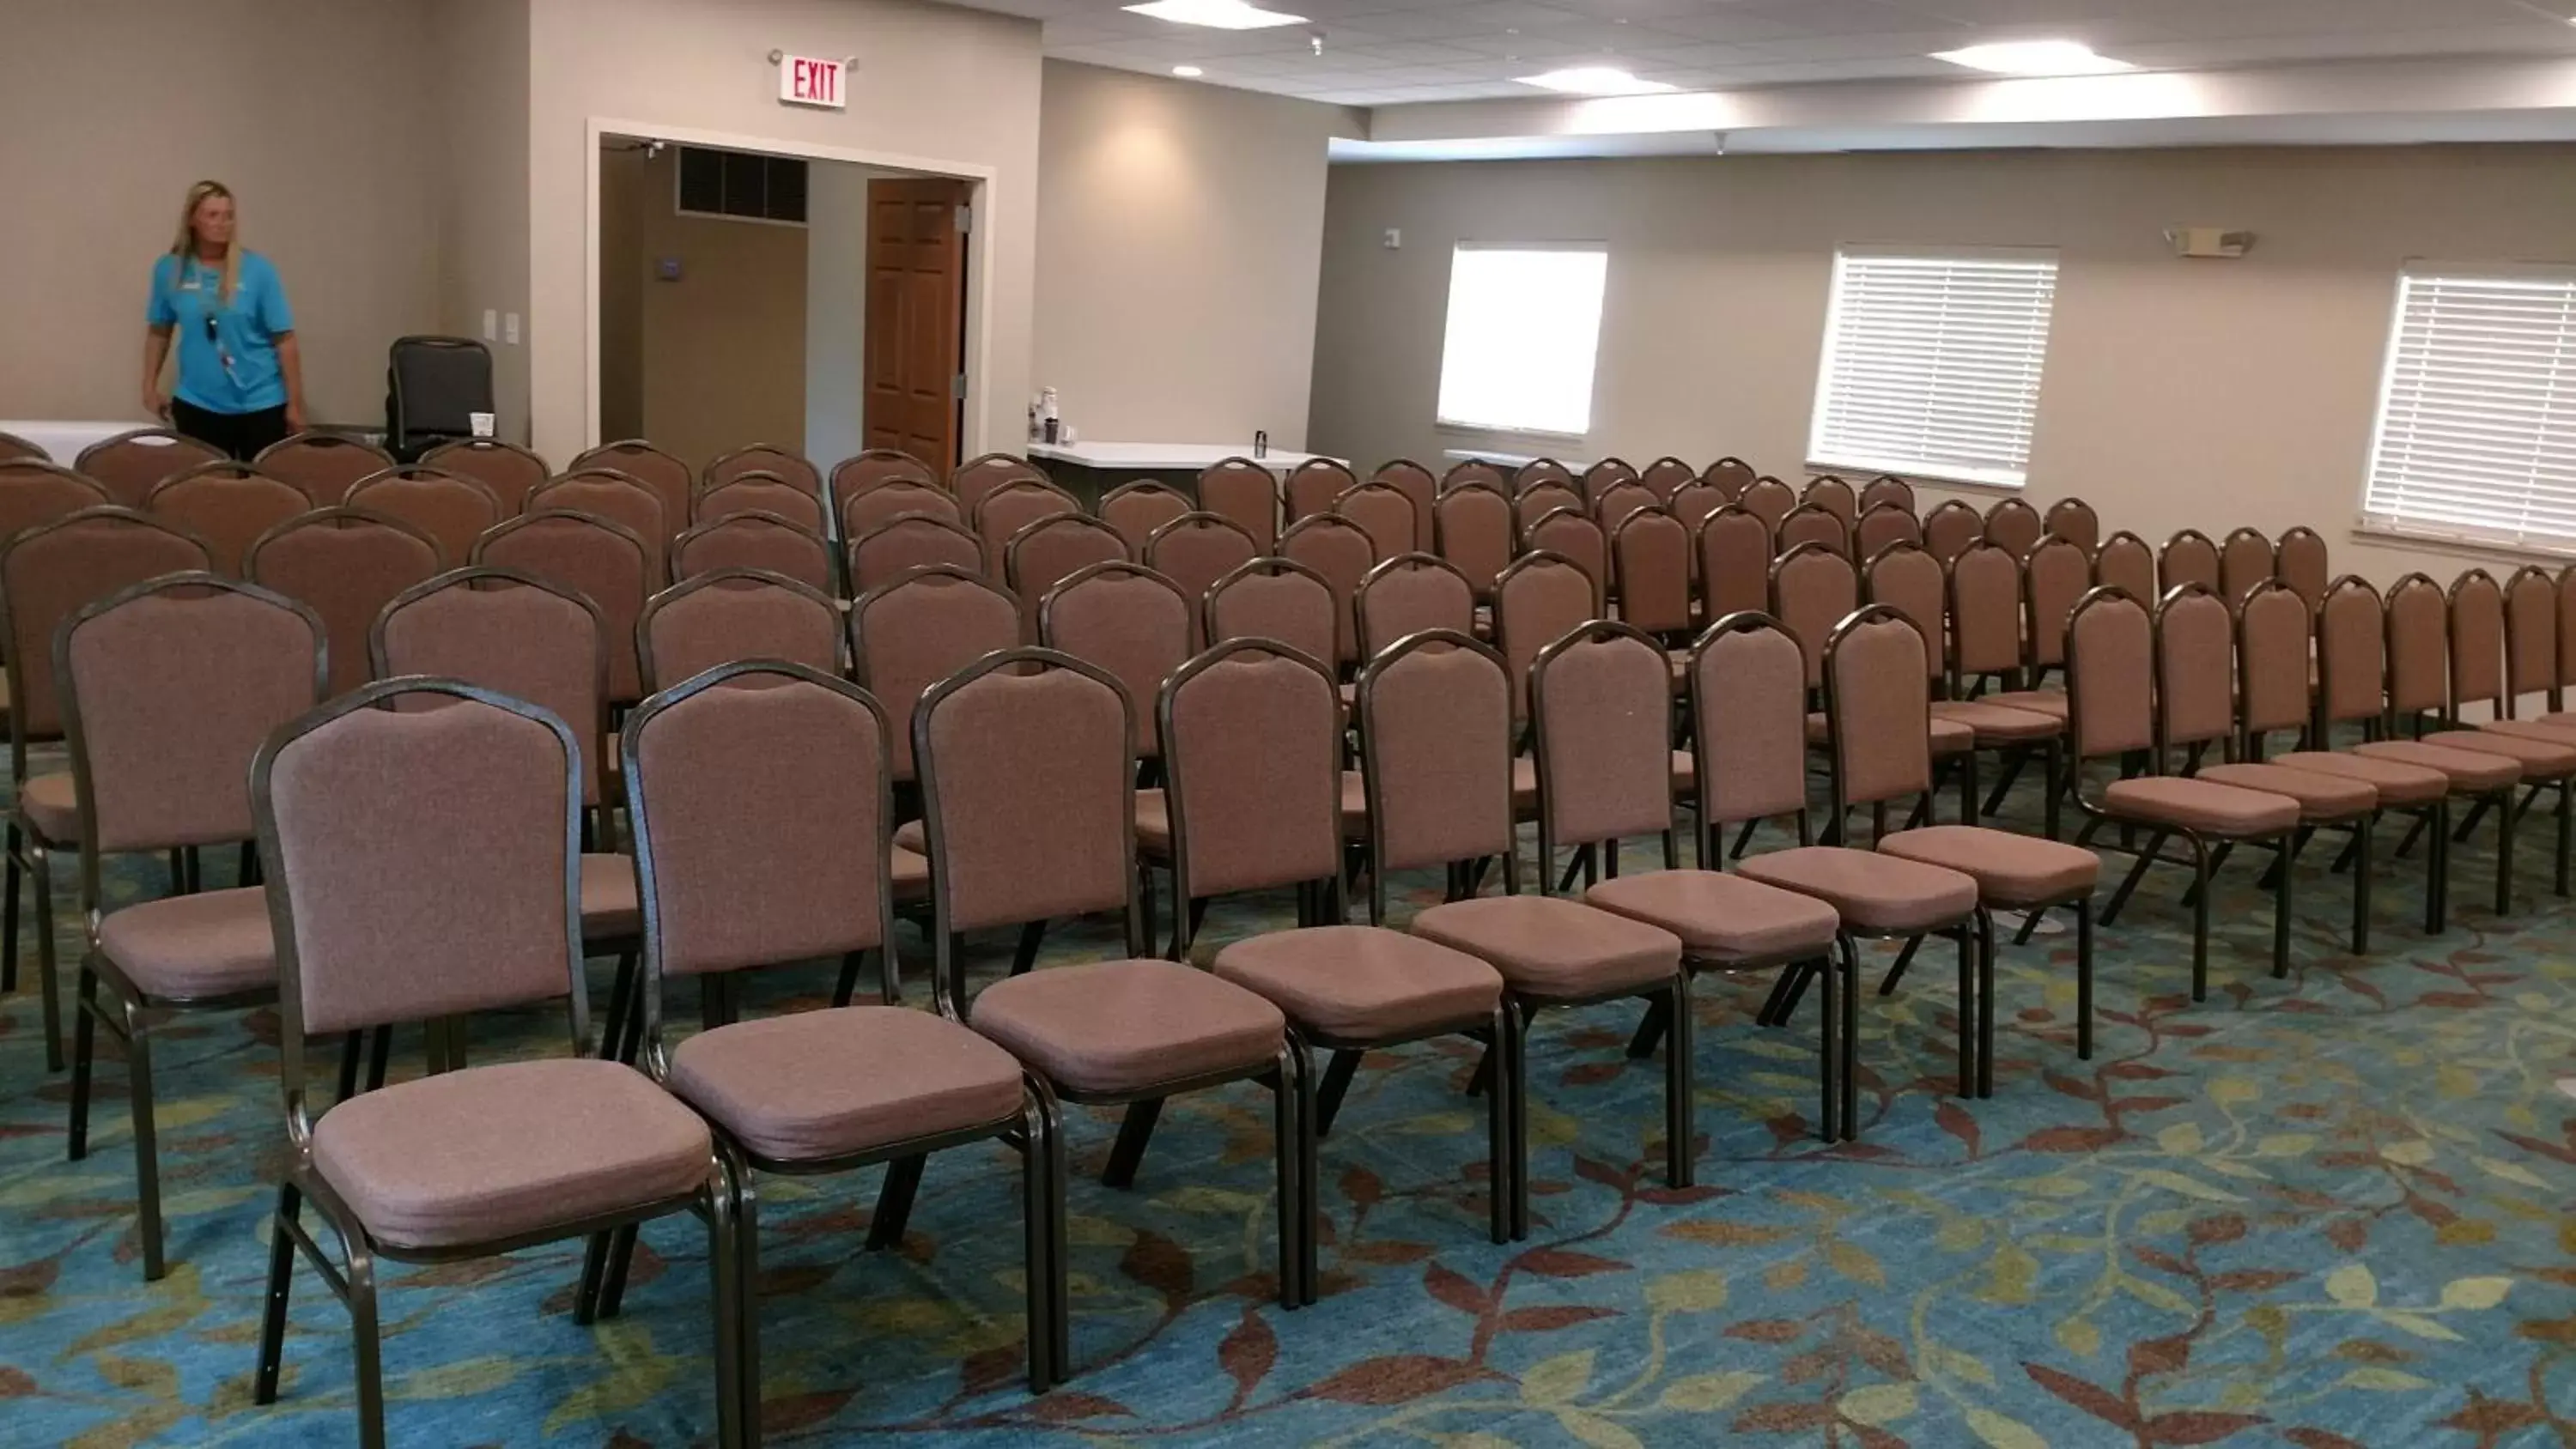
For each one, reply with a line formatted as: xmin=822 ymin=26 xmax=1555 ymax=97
xmin=169 ymin=180 xmax=240 ymax=306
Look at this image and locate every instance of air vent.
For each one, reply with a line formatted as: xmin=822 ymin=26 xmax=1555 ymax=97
xmin=676 ymin=147 xmax=808 ymax=225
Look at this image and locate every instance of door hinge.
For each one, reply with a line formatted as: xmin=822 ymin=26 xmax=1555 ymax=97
xmin=954 ymin=203 xmax=972 ymax=233
xmin=951 ymin=372 xmax=969 ymax=400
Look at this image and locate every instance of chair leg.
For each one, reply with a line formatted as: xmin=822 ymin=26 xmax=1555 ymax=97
xmin=1012 ymin=920 xmax=1047 ymax=977
xmin=1976 ymin=910 xmax=1996 ymax=1099
xmin=2273 ymin=828 xmax=2293 ymax=981
xmin=1981 ymin=747 xmax=2026 ymax=819
xmin=1662 ymin=977 xmax=1694 ymax=1188
xmin=1730 ymin=819 xmax=1759 ymax=860
xmin=2043 ymin=742 xmax=2062 ymax=841
xmin=2 ymin=823 xmax=18 ymax=993
xmin=1297 ymin=1045 xmax=1321 ymax=1307
xmin=575 ymin=1230 xmax=617 ymax=1326
xmin=1838 ymin=939 xmax=1860 ymax=1142
xmin=1877 ymin=937 xmax=1919 ymax=997
xmin=1019 ymin=1092 xmax=1063 ymax=1393
xmin=2013 ymin=906 xmax=2047 ymax=946
xmin=2427 ymin=800 xmax=2450 ymax=935
xmin=124 ymin=999 xmax=164 ymax=1281
xmin=253 ymin=1182 xmax=301 ymax=1405
xmin=1271 ymin=1048 xmax=1307 ymax=1311
xmin=1953 ymin=925 xmax=1975 ymax=1098
xmin=348 ymin=1241 xmax=386 ymax=1449
xmin=1624 ymin=997 xmax=1669 ymax=1059
xmin=1753 ymin=967 xmax=1801 ymax=1029
xmin=1485 ymin=1005 xmax=1512 ymax=1247
xmin=830 ymin=949 xmax=866 ymax=1007
xmin=1314 ymin=1049 xmax=1363 ymax=1137
xmin=33 ymin=846 xmax=62 ymax=1072
xmin=2494 ymin=786 xmax=2515 ymax=916
xmin=1816 ymin=938 xmax=1844 ymax=1143
xmin=2101 ymin=828 xmax=2166 ymax=925
xmin=2559 ymin=779 xmax=2572 ymax=899
xmin=1101 ymin=1098 xmax=1163 ymax=1189
xmin=2352 ymin=815 xmax=2373 ymax=955
xmin=866 ymin=1155 xmax=927 ymax=1251
xmin=2075 ymin=895 xmax=2094 ymax=1060
xmin=710 ymin=1162 xmax=752 ymax=1449
xmin=2186 ymin=834 xmax=2212 ymax=1003
xmin=67 ymin=967 xmax=99 ymax=1160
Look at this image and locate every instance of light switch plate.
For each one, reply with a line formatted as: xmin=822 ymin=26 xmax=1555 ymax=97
xmin=503 ymin=312 xmax=521 ymax=345
xmin=482 ymin=308 xmax=498 ymax=341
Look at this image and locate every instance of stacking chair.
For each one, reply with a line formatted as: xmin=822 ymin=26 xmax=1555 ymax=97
xmin=145 ymin=463 xmax=307 ymax=576
xmin=1197 ymin=457 xmax=1279 ymax=549
xmin=2373 ymin=575 xmax=2541 ymax=914
xmin=829 ymin=450 xmax=937 ymax=521
xmin=254 ymin=433 xmax=394 ymax=505
xmin=704 ymin=442 xmax=817 ymax=494
xmin=1098 ymin=480 xmax=1192 ymax=555
xmin=2428 ymin=570 xmax=2576 ymax=900
xmin=615 ymin=661 xmax=1053 ymax=1413
xmin=346 ymin=465 xmax=500 ymax=567
xmin=1581 ymin=458 xmax=1638 ymax=505
xmin=1336 ymin=479 xmax=1419 ymax=558
xmin=842 ymin=479 xmax=963 ymax=542
xmin=1039 ymin=561 xmax=1191 ymax=766
xmin=2218 ymin=527 xmax=2274 ymax=609
xmin=1525 ymin=507 xmax=1606 ymax=605
xmin=1639 ymin=457 xmax=1696 ymax=502
xmin=2160 ymin=529 xmax=2221 ymax=596
xmin=2505 ymin=566 xmax=2560 ymax=731
xmin=2010 ymin=537 xmax=2090 ymax=702
xmin=1696 ymin=505 xmax=1771 ymax=620
xmin=1801 ymin=476 xmax=1858 ymax=530
xmin=1667 ymin=481 xmax=1724 ymax=535
xmin=1593 ymin=480 xmax=1656 ymax=537
xmin=2067 ymin=588 xmax=2299 ymax=999
xmin=1433 ymin=482 xmax=1514 ymax=601
xmin=1613 ymin=509 xmax=1692 ymax=641
xmin=1515 ymin=458 xmax=1576 ymax=495
xmin=1984 ymin=497 xmax=2043 ymax=558
xmin=247 ymin=680 xmax=737 ymax=1449
xmin=1856 ymin=502 xmax=1921 ymax=559
xmin=421 ymin=438 xmax=550 ymax=513
xmin=695 ymin=470 xmax=825 ymax=531
xmin=1942 ymin=543 xmax=2067 ymax=832
xmin=1703 ymin=457 xmax=1757 ymax=500
xmin=2 ymin=510 xmax=212 ymax=1067
xmin=246 ymin=507 xmax=443 ymax=695
xmin=637 ymin=568 xmax=842 ymax=692
xmin=1287 ymin=458 xmax=1358 ymax=524
xmin=1369 ymin=459 xmax=1438 ymax=543
xmin=848 ymin=514 xmax=981 ymax=597
xmin=1281 ymin=513 xmax=1378 ymax=672
xmin=1005 ymin=512 xmax=1127 ymax=637
xmin=1363 ymin=631 xmax=1691 ymax=1234
xmin=1441 ymin=458 xmax=1508 ymax=496
xmin=848 ymin=565 xmax=1019 ymax=789
xmin=1206 ymin=557 xmax=1337 ymax=667
xmin=672 ymin=511 xmax=835 ymax=594
xmin=0 ymin=461 xmax=111 ymax=550
xmin=1858 ymin=476 xmax=1915 ymax=514
xmin=1777 ymin=502 xmax=1849 ymax=558
xmin=2276 ymin=526 xmax=2330 ymax=615
xmin=2094 ymin=530 xmax=2157 ymax=603
xmin=472 ymin=510 xmax=653 ymax=705
xmin=916 ymin=647 xmax=1303 ymax=1348
xmin=1923 ymin=500 xmax=1983 ymax=563
xmin=1145 ymin=512 xmax=1260 ymax=642
xmin=1496 ymin=550 xmax=1598 ymax=732
xmin=1740 ymin=476 xmax=1795 ymax=534
xmin=76 ymin=428 xmax=223 ymax=506
xmin=529 ymin=470 xmax=669 ymax=580
xmin=61 ymin=575 xmax=321 ymax=1279
xmin=569 ymin=440 xmax=691 ymax=541
xmin=2044 ymin=496 xmax=2100 ymax=554
xmin=973 ymin=479 xmax=1079 ymax=581
xmin=1515 ymin=482 xmax=1582 ymax=537
xmin=1358 ymin=553 xmax=1475 ymax=660
xmin=1770 ymin=542 xmax=1856 ymax=700
xmin=0 ymin=431 xmax=42 ymax=463
xmin=953 ymin=452 xmax=1048 ymax=522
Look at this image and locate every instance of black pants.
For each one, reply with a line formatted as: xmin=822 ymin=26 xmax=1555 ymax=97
xmin=170 ymin=399 xmax=289 ymax=461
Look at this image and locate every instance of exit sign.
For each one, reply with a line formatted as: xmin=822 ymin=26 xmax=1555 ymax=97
xmin=780 ymin=53 xmax=846 ymax=109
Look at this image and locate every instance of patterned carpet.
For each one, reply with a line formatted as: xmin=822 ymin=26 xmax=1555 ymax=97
xmin=2 ymin=762 xmax=2573 ymax=1448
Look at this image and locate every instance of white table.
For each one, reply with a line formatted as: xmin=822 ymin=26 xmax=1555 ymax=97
xmin=1028 ymin=441 xmax=1341 ymax=473
xmin=0 ymin=420 xmax=154 ymax=465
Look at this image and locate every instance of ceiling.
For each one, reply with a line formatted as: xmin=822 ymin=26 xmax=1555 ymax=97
xmin=955 ymin=0 xmax=2576 ymax=108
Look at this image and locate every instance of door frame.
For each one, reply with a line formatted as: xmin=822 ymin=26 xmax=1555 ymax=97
xmin=584 ymin=116 xmax=995 ymax=459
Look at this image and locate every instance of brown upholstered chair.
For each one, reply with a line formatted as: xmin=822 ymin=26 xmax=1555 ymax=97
xmin=848 ymin=565 xmax=1019 ymax=786
xmin=569 ymin=440 xmax=691 ymax=541
xmin=1855 ymin=502 xmax=1921 ymax=559
xmin=1367 ymin=630 xmax=1690 ymax=1232
xmin=1524 ymin=507 xmax=1606 ymax=606
xmin=1859 ymin=476 xmax=1915 ymax=515
xmin=1335 ymin=480 xmax=1419 ymax=559
xmin=1702 ymin=457 xmax=1757 ymax=501
xmin=253 ymin=433 xmax=394 ymax=505
xmin=672 ymin=510 xmax=835 ymax=595
xmin=1740 ymin=476 xmax=1795 ymax=534
xmin=1667 ymin=480 xmax=1724 ymax=536
xmin=1146 ymin=512 xmax=1260 ymax=645
xmin=1696 ymin=505 xmax=1771 ymax=621
xmin=1441 ymin=458 xmax=1509 ymax=496
xmin=2009 ymin=537 xmax=2091 ymax=701
xmin=951 ymin=452 xmax=1047 ymax=522
xmin=2218 ymin=527 xmax=2274 ymax=609
xmin=1433 ymin=481 xmax=1514 ymax=601
xmin=2 ymin=510 xmax=213 ymax=1066
xmin=0 ymin=431 xmax=41 ymax=463
xmin=1197 ymin=457 xmax=1279 ymax=549
xmin=1613 ymin=509 xmax=1692 ymax=640
xmin=1514 ymin=482 xmax=1582 ymax=538
xmin=1206 ymin=556 xmax=1338 ymax=667
xmin=842 ymin=478 xmax=963 ymax=543
xmin=1983 ymin=497 xmax=2043 ymax=558
xmin=1495 ymin=549 xmax=1597 ymax=731
xmin=1286 ymin=458 xmax=1358 ymax=524
xmin=247 ymin=507 xmax=444 ymax=696
xmin=1514 ymin=458 xmax=1576 ymax=495
xmin=60 ymin=574 xmax=322 ymax=1279
xmin=1801 ymin=476 xmax=1858 ymax=529
xmin=76 ymin=428 xmax=224 ymax=506
xmin=1358 ymin=552 xmax=1475 ymax=660
xmin=1098 ymin=480 xmax=1193 ymax=555
xmin=144 ymin=463 xmax=308 ymax=576
xmin=472 ymin=510 xmax=653 ymax=704
xmin=1005 ymin=512 xmax=1128 ymax=637
xmin=2506 ymin=565 xmax=2559 ymax=727
xmin=845 ymin=513 xmax=980 ymax=594
xmin=1868 ymin=541 xmax=2038 ymax=828
xmin=420 ymin=438 xmax=550 ymax=514
xmin=1639 ymin=457 xmax=1695 ymax=502
xmin=915 ymin=647 xmax=1303 ymax=1343
xmin=1281 ymin=513 xmax=1379 ymax=670
xmin=1039 ymin=561 xmax=1191 ymax=763
xmin=346 ymin=465 xmax=501 ymax=568
xmin=1940 ymin=543 xmax=2066 ymax=832
xmin=828 ymin=449 xmax=938 ymax=534
xmin=704 ymin=442 xmax=817 ymax=495
xmin=246 ymin=679 xmax=736 ymax=1449
xmin=1369 ymin=460 xmax=1438 ymax=543
xmin=637 ymin=568 xmax=843 ymax=693
xmin=2044 ymin=496 xmax=2100 ymax=554
xmin=973 ymin=478 xmax=1080 ymax=581
xmin=1592 ymin=480 xmax=1656 ymax=539
xmin=1777 ymin=502 xmax=1850 ymax=559
xmin=0 ymin=460 xmax=112 ymax=553
xmin=613 ymin=661 xmax=1053 ymax=1404
xmin=2094 ymin=530 xmax=2156 ymax=603
xmin=1769 ymin=542 xmax=1856 ymax=696
xmin=1923 ymin=499 xmax=1983 ymax=564
xmin=694 ymin=470 xmax=825 ymax=531
xmin=1581 ymin=458 xmax=1638 ymax=505
xmin=2160 ymin=529 xmax=2221 ymax=597
xmin=2424 ymin=569 xmax=2576 ymax=903
xmin=528 ymin=470 xmax=669 ymax=582
xmin=2275 ymin=526 xmax=2329 ymax=614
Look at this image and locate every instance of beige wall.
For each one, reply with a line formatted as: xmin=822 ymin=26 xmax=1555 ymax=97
xmin=433 ymin=0 xmax=533 ymax=446
xmin=1310 ymin=145 xmax=2576 ymax=585
xmin=1034 ymin=62 xmax=1350 ymax=451
xmin=596 ymin=147 xmax=652 ymax=443
xmin=524 ymin=0 xmax=1043 ymax=465
xmin=0 ymin=0 xmax=440 ymax=427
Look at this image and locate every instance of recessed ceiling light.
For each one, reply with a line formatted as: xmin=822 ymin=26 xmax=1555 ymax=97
xmin=1171 ymin=64 xmax=1204 ymax=76
xmin=1123 ymin=0 xmax=1307 ymax=30
xmin=1516 ymin=65 xmax=1677 ymax=95
xmin=1930 ymin=39 xmax=2132 ymax=76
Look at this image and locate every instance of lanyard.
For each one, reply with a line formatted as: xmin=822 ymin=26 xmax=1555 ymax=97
xmin=187 ymin=261 xmax=242 ymax=385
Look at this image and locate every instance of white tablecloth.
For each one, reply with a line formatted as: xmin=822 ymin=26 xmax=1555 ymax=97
xmin=0 ymin=420 xmax=155 ymax=465
xmin=1027 ymin=441 xmax=1340 ymax=472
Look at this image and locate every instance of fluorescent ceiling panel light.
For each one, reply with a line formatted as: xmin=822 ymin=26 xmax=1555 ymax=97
xmin=1516 ymin=66 xmax=1677 ymax=96
xmin=1929 ymin=40 xmax=2132 ymax=76
xmin=1123 ymin=0 xmax=1306 ymax=29
xmin=1171 ymin=64 xmax=1204 ymax=76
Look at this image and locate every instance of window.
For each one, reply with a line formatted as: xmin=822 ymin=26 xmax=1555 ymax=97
xmin=676 ymin=147 xmax=809 ymax=225
xmin=2364 ymin=265 xmax=2576 ymax=551
xmin=1808 ymin=247 xmax=2059 ymax=488
xmin=1436 ymin=246 xmax=1608 ymax=437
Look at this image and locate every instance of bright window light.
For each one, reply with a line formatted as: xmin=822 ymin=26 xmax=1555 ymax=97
xmin=1930 ymin=40 xmax=2132 ymax=76
xmin=1809 ymin=248 xmax=2060 ymax=488
xmin=1516 ymin=66 xmax=1677 ymax=96
xmin=1123 ymin=0 xmax=1307 ymax=29
xmin=1171 ymin=64 xmax=1204 ymax=76
xmin=2363 ymin=266 xmax=2576 ymax=552
xmin=1437 ymin=246 xmax=1609 ymax=437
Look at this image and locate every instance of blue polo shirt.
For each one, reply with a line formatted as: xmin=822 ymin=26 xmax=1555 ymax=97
xmin=147 ymin=251 xmax=294 ymax=414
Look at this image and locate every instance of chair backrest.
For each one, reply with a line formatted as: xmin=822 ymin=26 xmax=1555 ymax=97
xmin=1823 ymin=606 xmax=1935 ymax=813
xmin=1286 ymin=458 xmax=1358 ymax=524
xmin=1440 ymin=458 xmax=1507 ymax=496
xmin=1280 ymin=513 xmax=1378 ymax=666
xmin=1858 ymin=476 xmax=1914 ymax=514
xmin=2064 ymin=587 xmax=2154 ymax=762
xmin=0 ymin=460 xmax=112 ymax=551
xmin=1578 ymin=458 xmax=1637 ymax=505
xmin=705 ymin=443 xmax=817 ymax=495
xmin=828 ymin=449 xmax=938 ymax=525
xmin=346 ymin=465 xmax=500 ymax=567
xmin=624 ymin=664 xmax=894 ymax=987
xmin=1923 ymin=500 xmax=1983 ymax=564
xmin=1006 ymin=512 xmax=1129 ymax=635
xmin=2094 ymin=530 xmax=2156 ymax=603
xmin=1098 ymin=480 xmax=1194 ymax=555
xmin=1614 ymin=508 xmax=1692 ymax=636
xmin=1161 ymin=640 xmax=1342 ymax=904
xmin=638 ymin=567 xmax=843 ymax=692
xmin=252 ymin=433 xmax=394 ymax=506
xmin=1495 ymin=549 xmax=1596 ymax=723
xmin=1704 ymin=457 xmax=1758 ymax=501
xmin=530 ymin=470 xmax=669 ymax=581
xmin=1777 ymin=503 xmax=1849 ymax=559
xmin=1697 ymin=505 xmax=1771 ymax=620
xmin=1801 ymin=476 xmax=1858 ymax=527
xmin=2154 ymin=585 xmax=2236 ymax=750
xmin=849 ymin=565 xmax=1021 ymax=781
xmin=246 ymin=507 xmax=443 ymax=696
xmin=1668 ymin=481 xmax=1724 ymax=535
xmin=1524 ymin=507 xmax=1607 ymax=603
xmin=2220 ymin=527 xmax=2274 ymax=607
xmin=2024 ymin=536 xmax=2092 ymax=670
xmin=2160 ymin=529 xmax=2221 ymax=597
xmin=1687 ymin=611 xmax=1809 ymax=829
xmin=1514 ymin=482 xmax=1582 ymax=537
xmin=1335 ymin=480 xmax=1419 ymax=559
xmin=1983 ymin=497 xmax=2043 ymax=558
xmin=2448 ymin=568 xmax=2507 ymax=716
xmin=1356 ymin=631 xmax=1515 ymax=886
xmin=1947 ymin=542 xmax=2025 ymax=681
xmin=1639 ymin=457 xmax=1695 ymax=502
xmin=2236 ymin=581 xmax=2312 ymax=741
xmin=2318 ymin=576 xmax=2389 ymax=729
xmin=568 ymin=440 xmax=690 ymax=540
xmin=144 ymin=464 xmax=309 ymax=576
xmin=1770 ymin=542 xmax=1857 ymax=691
xmin=1855 ymin=502 xmax=1921 ymax=559
xmin=76 ymin=428 xmax=224 ymax=506
xmin=2044 ymin=496 xmax=2100 ymax=554
xmin=1370 ymin=460 xmax=1439 ymax=543
xmin=845 ymin=513 xmax=979 ymax=594
xmin=951 ymin=452 xmax=1047 ymax=520
xmin=1358 ymin=552 xmax=1476 ymax=659
xmin=1530 ymin=621 xmax=1674 ymax=865
xmin=917 ymin=650 xmax=1142 ymax=1009
xmin=2385 ymin=573 xmax=2449 ymax=719
xmin=1041 ymin=561 xmax=1192 ymax=756
xmin=372 ymin=567 xmax=608 ymax=804
xmin=671 ymin=510 xmax=835 ymax=594
xmin=1146 ymin=512 xmax=1261 ymax=641
xmin=2275 ymin=526 xmax=2329 ymax=614
xmin=471 ymin=509 xmax=653 ymax=703
xmin=420 ymin=438 xmax=550 ymax=514
xmin=842 ymin=478 xmax=963 ymax=543
xmin=62 ymin=574 xmax=324 ymax=862
xmin=0 ymin=432 xmax=41 ymax=463
xmin=1862 ymin=543 xmax=1947 ymax=683
xmin=1592 ymin=480 xmax=1656 ymax=537
xmin=695 ymin=470 xmax=824 ymax=531
xmin=1515 ymin=458 xmax=1575 ymax=495
xmin=1433 ymin=482 xmax=1514 ymax=600
xmin=2506 ymin=565 xmax=2557 ymax=713
xmin=1740 ymin=476 xmax=1796 ymax=531
xmin=1206 ymin=556 xmax=1337 ymax=666
xmin=973 ymin=479 xmax=1079 ymax=579
xmin=1197 ymin=458 xmax=1279 ymax=549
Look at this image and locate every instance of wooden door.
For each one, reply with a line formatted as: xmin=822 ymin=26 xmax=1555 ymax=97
xmin=863 ymin=177 xmax=971 ymax=471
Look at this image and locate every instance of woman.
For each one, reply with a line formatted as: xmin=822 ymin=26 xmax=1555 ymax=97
xmin=142 ymin=180 xmax=306 ymax=459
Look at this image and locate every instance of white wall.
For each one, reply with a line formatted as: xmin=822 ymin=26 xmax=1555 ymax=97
xmin=804 ymin=162 xmax=877 ymax=468
xmin=434 ymin=0 xmax=532 ymax=444
xmin=1310 ymin=144 xmax=2576 ymax=586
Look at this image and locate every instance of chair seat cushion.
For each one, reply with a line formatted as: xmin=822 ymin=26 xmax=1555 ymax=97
xmin=894 ymin=819 xmax=927 ymax=854
xmin=1930 ymin=700 xmax=2062 ymax=742
xmin=2196 ymin=762 xmax=2377 ymax=821
xmin=1736 ymin=846 xmax=1978 ymax=934
xmin=580 ymin=854 xmax=640 ymax=939
xmin=1136 ymin=788 xmax=1170 ymax=855
xmin=2103 ymin=775 xmax=2299 ymax=835
xmin=2476 ymin=719 xmax=2576 ymax=758
xmin=1212 ymin=926 xmax=1502 ymax=1041
xmin=892 ymin=844 xmax=929 ymax=901
xmin=2424 ymin=728 xmax=2576 ymax=778
xmin=1982 ymin=688 xmax=2068 ymax=720
xmin=669 ymin=1006 xmax=1024 ymax=1162
xmin=1584 ymin=870 xmax=1839 ymax=964
xmin=2351 ymin=739 xmax=2520 ymax=791
xmin=19 ymin=772 xmax=77 ymax=845
xmin=969 ymin=959 xmax=1285 ymax=1096
xmin=312 ymin=1057 xmax=713 ymax=1250
xmin=1878 ymin=826 xmax=2099 ymax=907
xmin=1807 ymin=713 xmax=1976 ymax=756
xmin=1410 ymin=894 xmax=1680 ymax=1000
xmin=2269 ymin=751 xmax=2449 ymax=807
xmin=97 ymin=887 xmax=274 ymax=999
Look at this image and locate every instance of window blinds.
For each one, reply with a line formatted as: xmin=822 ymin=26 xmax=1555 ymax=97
xmin=2364 ymin=268 xmax=2576 ymax=551
xmin=1808 ymin=250 xmax=2059 ymax=489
